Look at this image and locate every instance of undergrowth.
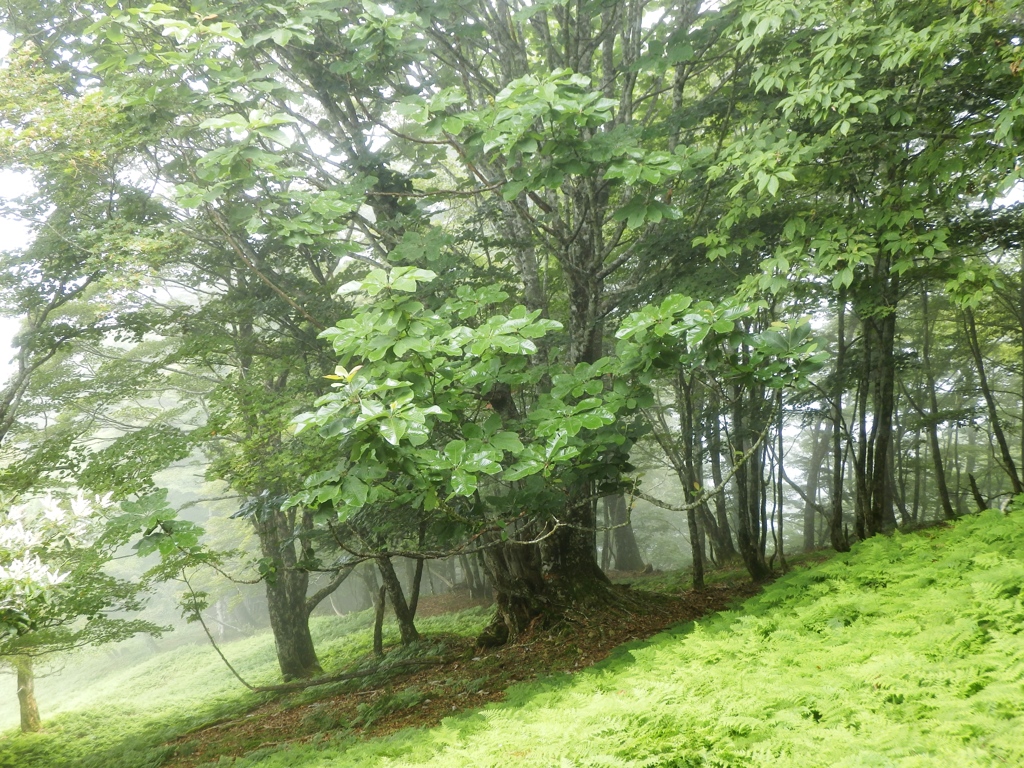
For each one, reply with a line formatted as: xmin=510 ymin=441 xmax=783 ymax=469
xmin=206 ymin=510 xmax=1023 ymax=767
xmin=0 ymin=607 xmax=491 ymax=768
xmin=6 ymin=511 xmax=1024 ymax=768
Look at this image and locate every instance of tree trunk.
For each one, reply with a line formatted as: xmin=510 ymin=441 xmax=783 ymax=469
xmin=830 ymin=289 xmax=852 ymax=551
xmin=965 ymin=307 xmax=1023 ymax=495
xmin=372 ymin=584 xmax=386 ymax=658
xmin=853 ymin=311 xmax=871 ymax=540
xmin=255 ymin=509 xmax=321 ymax=681
xmin=538 ymin=490 xmax=613 ymax=601
xmin=731 ymin=382 xmax=772 ymax=581
xmin=921 ymin=290 xmax=956 ymax=520
xmin=911 ymin=430 xmax=922 ymax=522
xmin=707 ymin=404 xmax=738 ymax=560
xmin=477 ymin=535 xmax=548 ymax=646
xmin=376 ymin=556 xmax=419 ymax=646
xmin=604 ymin=494 xmax=645 ymax=571
xmin=687 ymin=503 xmax=705 ymax=589
xmin=458 ymin=554 xmax=477 ymax=595
xmin=968 ymin=473 xmax=988 ymax=512
xmin=600 ymin=501 xmax=612 ymax=571
xmin=540 ymin=270 xmax=613 ymax=597
xmin=774 ymin=390 xmax=787 ymax=571
xmin=16 ymin=657 xmax=41 ymax=733
xmin=407 ymin=557 xmax=425 ymax=620
xmin=867 ymin=298 xmax=898 ymax=535
xmin=802 ymin=416 xmax=829 ymax=552
xmin=852 ymin=263 xmax=898 ymax=539
xmin=680 ymin=372 xmax=705 ymax=588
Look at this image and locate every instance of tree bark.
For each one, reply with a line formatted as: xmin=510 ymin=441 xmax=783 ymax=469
xmin=255 ymin=509 xmax=321 ymax=681
xmin=731 ymin=380 xmax=772 ymax=581
xmin=538 ymin=489 xmax=613 ymax=601
xmin=376 ymin=556 xmax=419 ymax=646
xmin=372 ymin=584 xmax=386 ymax=658
xmin=16 ymin=656 xmax=41 ymax=733
xmin=407 ymin=557 xmax=425 ymax=620
xmin=968 ymin=473 xmax=988 ymax=512
xmin=867 ymin=295 xmax=898 ymax=535
xmin=477 ymin=536 xmax=547 ymax=646
xmin=851 ymin=262 xmax=898 ymax=539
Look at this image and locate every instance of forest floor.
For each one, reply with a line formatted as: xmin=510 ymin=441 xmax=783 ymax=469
xmin=159 ymin=568 xmax=766 ymax=768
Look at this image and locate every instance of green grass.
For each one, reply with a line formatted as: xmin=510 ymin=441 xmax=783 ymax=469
xmin=207 ymin=511 xmax=1024 ymax=767
xmin=0 ymin=607 xmax=491 ymax=768
xmin=6 ymin=511 xmax=1024 ymax=767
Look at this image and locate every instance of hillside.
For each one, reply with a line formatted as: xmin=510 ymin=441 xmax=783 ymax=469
xmin=229 ymin=510 xmax=1024 ymax=767
xmin=4 ymin=509 xmax=1023 ymax=768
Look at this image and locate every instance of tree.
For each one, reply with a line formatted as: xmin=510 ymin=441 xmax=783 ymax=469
xmin=3 ymin=0 xmax=1021 ymax=685
xmin=0 ymin=492 xmax=163 ymax=731
xmin=292 ymin=266 xmax=639 ymax=640
xmin=3 ymin=4 xmax=372 ymax=680
xmin=696 ymin=0 xmax=1024 ymax=540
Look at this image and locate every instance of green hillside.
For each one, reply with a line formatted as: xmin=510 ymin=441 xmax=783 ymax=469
xmin=5 ymin=509 xmax=1023 ymax=768
xmin=236 ymin=510 xmax=1024 ymax=768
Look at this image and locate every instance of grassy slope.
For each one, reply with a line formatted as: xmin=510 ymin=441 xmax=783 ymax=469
xmin=0 ymin=608 xmax=491 ymax=768
xmin=4 ymin=510 xmax=1023 ymax=768
xmin=226 ymin=511 xmax=1024 ymax=768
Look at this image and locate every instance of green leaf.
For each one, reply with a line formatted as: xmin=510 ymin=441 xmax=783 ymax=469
xmin=502 ymin=459 xmax=544 ymax=481
xmin=490 ymin=432 xmax=525 ymax=453
xmin=451 ymin=469 xmax=477 ymax=496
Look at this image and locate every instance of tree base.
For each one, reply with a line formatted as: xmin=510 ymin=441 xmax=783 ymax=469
xmin=476 ymin=576 xmax=635 ymax=648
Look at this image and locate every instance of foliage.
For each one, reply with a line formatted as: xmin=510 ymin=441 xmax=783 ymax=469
xmin=615 ymin=293 xmax=826 ymax=387
xmin=291 ymin=267 xmax=639 ymax=551
xmin=0 ymin=492 xmax=163 ymax=659
xmin=701 ymin=0 xmax=1023 ymax=289
xmin=0 ymin=0 xmax=1023 ymax=755
xmin=5 ymin=509 xmax=1024 ymax=766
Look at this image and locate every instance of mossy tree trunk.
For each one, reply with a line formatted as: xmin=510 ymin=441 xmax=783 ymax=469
xmin=376 ymin=555 xmax=419 ymax=646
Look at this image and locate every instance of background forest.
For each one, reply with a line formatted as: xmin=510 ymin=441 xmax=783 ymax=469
xmin=0 ymin=0 xmax=1023 ymax=763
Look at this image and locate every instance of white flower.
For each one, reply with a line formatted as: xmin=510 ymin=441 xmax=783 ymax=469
xmin=69 ymin=492 xmax=96 ymax=520
xmin=7 ymin=502 xmax=26 ymax=523
xmin=0 ymin=555 xmax=67 ymax=589
xmin=0 ymin=520 xmax=42 ymax=549
xmin=39 ymin=495 xmax=67 ymax=524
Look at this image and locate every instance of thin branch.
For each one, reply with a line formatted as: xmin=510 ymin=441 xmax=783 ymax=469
xmin=629 ymin=408 xmax=775 ymax=513
xmin=181 ymin=571 xmax=256 ymax=691
xmin=204 ymin=204 xmax=326 ymax=331
xmin=304 ymin=562 xmax=358 ymax=618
